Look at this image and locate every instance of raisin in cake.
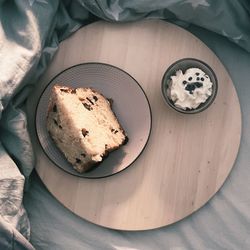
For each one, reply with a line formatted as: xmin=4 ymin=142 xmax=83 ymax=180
xmin=47 ymin=85 xmax=128 ymax=173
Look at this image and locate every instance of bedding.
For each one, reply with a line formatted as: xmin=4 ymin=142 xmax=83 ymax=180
xmin=0 ymin=0 xmax=249 ymax=249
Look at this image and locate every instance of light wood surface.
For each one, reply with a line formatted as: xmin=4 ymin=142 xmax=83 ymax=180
xmin=27 ymin=20 xmax=242 ymax=230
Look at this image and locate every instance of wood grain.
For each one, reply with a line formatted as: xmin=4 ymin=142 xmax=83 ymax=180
xmin=27 ymin=20 xmax=242 ymax=230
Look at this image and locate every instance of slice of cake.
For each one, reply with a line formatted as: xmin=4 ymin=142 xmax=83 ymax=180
xmin=46 ymin=85 xmax=128 ymax=173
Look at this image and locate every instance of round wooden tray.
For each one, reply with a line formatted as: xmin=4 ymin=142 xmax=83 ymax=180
xmin=27 ymin=20 xmax=241 ymax=230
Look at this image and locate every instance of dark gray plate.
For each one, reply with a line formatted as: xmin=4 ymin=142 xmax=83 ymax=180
xmin=36 ymin=63 xmax=152 ymax=178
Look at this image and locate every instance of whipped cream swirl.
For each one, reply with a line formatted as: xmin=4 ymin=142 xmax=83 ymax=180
xmin=169 ymin=68 xmax=213 ymax=110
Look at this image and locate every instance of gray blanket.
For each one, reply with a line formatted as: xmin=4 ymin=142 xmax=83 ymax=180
xmin=0 ymin=0 xmax=249 ymax=249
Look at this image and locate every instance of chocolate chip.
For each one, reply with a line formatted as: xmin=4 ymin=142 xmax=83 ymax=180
xmin=93 ymin=95 xmax=98 ymax=101
xmin=183 ymin=81 xmax=187 ymax=85
xmin=185 ymin=81 xmax=203 ymax=94
xmin=53 ymin=119 xmax=58 ymax=126
xmin=79 ymin=97 xmax=85 ymax=102
xmin=201 ymin=77 xmax=204 ymax=81
xmin=195 ymin=72 xmax=200 ymax=76
xmin=81 ymin=153 xmax=86 ymax=157
xmin=76 ymin=158 xmax=81 ymax=163
xmin=86 ymin=97 xmax=94 ymax=105
xmin=83 ymin=103 xmax=92 ymax=111
xmin=105 ymin=144 xmax=108 ymax=149
xmin=71 ymin=89 xmax=76 ymax=94
xmin=111 ymin=128 xmax=118 ymax=134
xmin=194 ymin=82 xmax=203 ymax=88
xmin=82 ymin=128 xmax=89 ymax=137
xmin=53 ymin=119 xmax=62 ymax=128
xmin=188 ymin=77 xmax=192 ymax=81
xmin=60 ymin=88 xmax=70 ymax=93
xmin=185 ymin=84 xmax=196 ymax=94
xmin=123 ymin=136 xmax=129 ymax=145
xmin=196 ymin=77 xmax=200 ymax=81
xmin=53 ymin=105 xmax=57 ymax=112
